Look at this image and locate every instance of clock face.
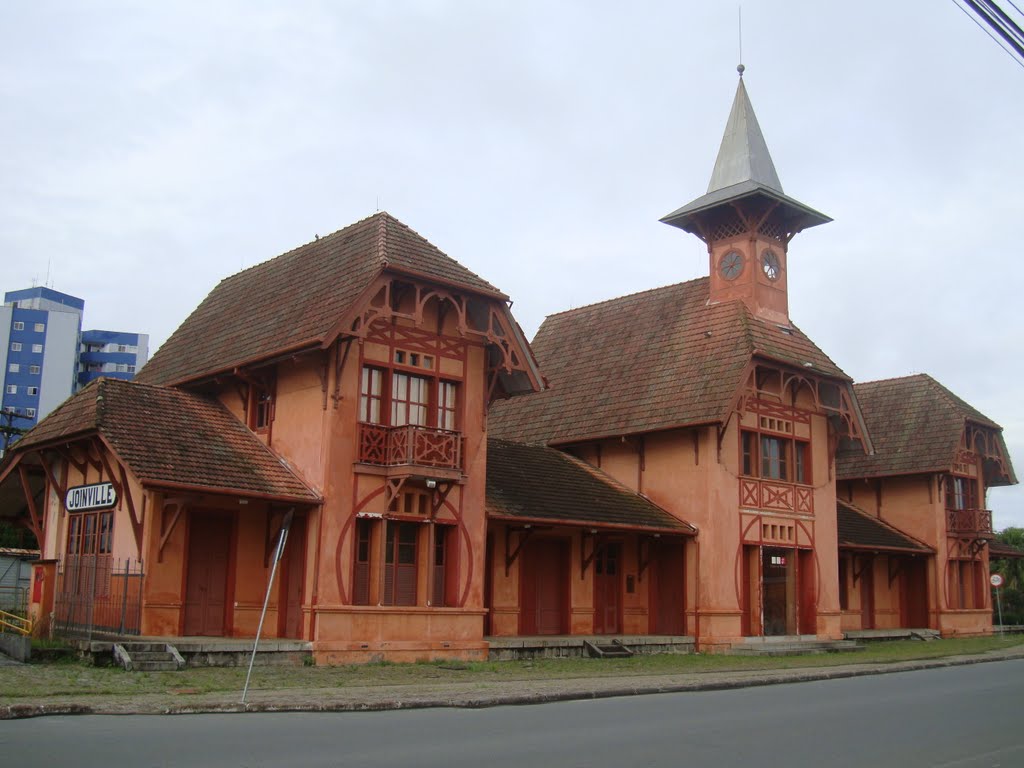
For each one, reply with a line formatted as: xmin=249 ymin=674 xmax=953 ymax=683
xmin=718 ymin=250 xmax=744 ymax=281
xmin=761 ymin=249 xmax=781 ymax=281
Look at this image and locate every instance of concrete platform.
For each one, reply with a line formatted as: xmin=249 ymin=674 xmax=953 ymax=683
xmin=486 ymin=635 xmax=695 ymax=661
xmin=69 ymin=635 xmax=312 ymax=667
xmin=844 ymin=628 xmax=939 ymax=642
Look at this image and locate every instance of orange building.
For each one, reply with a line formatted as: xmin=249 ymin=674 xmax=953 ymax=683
xmin=0 ymin=72 xmax=1016 ymax=660
xmin=836 ymin=375 xmax=1016 ymax=638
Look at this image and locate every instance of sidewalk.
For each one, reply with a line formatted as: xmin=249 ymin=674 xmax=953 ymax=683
xmin=4 ymin=645 xmax=1024 ymax=720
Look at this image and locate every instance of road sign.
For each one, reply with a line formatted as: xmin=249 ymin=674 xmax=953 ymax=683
xmin=990 ymin=573 xmax=1004 ymax=588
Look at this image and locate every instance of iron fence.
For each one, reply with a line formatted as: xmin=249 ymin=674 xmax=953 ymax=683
xmin=53 ymin=556 xmax=144 ymax=638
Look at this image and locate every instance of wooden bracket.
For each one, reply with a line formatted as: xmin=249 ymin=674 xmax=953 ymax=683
xmin=384 ymin=478 xmax=407 ymax=509
xmin=158 ymin=499 xmax=188 ymax=563
xmin=430 ymin=482 xmax=456 ymax=518
xmin=17 ymin=464 xmax=44 ymax=546
xmin=852 ymin=555 xmax=872 ymax=585
xmin=887 ymin=557 xmax=904 ymax=587
xmin=637 ymin=536 xmax=654 ymax=582
xmin=580 ymin=532 xmax=601 ymax=580
xmin=504 ymin=526 xmax=534 ymax=576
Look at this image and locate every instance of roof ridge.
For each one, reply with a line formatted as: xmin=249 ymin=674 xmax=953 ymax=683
xmin=544 ymin=276 xmax=710 ymax=320
xmin=854 ymin=373 xmax=930 ymax=389
xmin=376 ymin=210 xmax=389 ymax=268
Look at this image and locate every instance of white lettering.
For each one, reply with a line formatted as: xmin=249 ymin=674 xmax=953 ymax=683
xmin=65 ymin=482 xmax=117 ymax=512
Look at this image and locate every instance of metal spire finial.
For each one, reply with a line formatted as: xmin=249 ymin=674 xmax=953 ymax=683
xmin=737 ymin=63 xmax=745 ymax=77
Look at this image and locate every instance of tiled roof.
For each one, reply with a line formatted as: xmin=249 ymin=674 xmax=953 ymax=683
xmin=137 ymin=212 xmax=503 ymax=386
xmin=486 ymin=438 xmax=695 ymax=533
xmin=837 ymin=374 xmax=1006 ymax=481
xmin=836 ymin=500 xmax=932 ymax=553
xmin=489 ymin=277 xmax=847 ymax=445
xmin=990 ymin=541 xmax=1024 ymax=560
xmin=15 ymin=378 xmax=319 ymax=502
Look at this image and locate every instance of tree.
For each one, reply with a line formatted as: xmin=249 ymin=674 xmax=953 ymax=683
xmin=992 ymin=527 xmax=1024 ymax=624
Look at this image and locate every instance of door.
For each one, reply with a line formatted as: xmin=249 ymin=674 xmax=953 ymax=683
xmin=652 ymin=539 xmax=686 ymax=635
xmin=184 ymin=513 xmax=233 ymax=636
xmin=593 ymin=541 xmax=622 ymax=634
xmin=860 ymin=555 xmax=876 ymax=630
xmin=762 ymin=547 xmax=796 ymax=636
xmin=277 ymin=515 xmax=306 ymax=639
xmin=900 ymin=557 xmax=929 ymax=628
xmin=798 ymin=549 xmax=817 ymax=635
xmin=519 ymin=538 xmax=569 ymax=635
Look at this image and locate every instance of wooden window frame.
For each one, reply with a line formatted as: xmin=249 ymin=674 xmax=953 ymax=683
xmin=383 ymin=520 xmax=419 ymax=606
xmin=358 ymin=365 xmax=460 ymax=431
xmin=741 ymin=428 xmax=811 ymax=485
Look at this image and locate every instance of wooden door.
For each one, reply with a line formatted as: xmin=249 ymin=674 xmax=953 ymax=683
xmin=798 ymin=549 xmax=817 ymax=635
xmin=277 ymin=515 xmax=306 ymax=639
xmin=900 ymin=557 xmax=929 ymax=628
xmin=519 ymin=538 xmax=568 ymax=635
xmin=860 ymin=556 xmax=876 ymax=630
xmin=651 ymin=539 xmax=685 ymax=635
xmin=593 ymin=541 xmax=622 ymax=634
xmin=184 ymin=513 xmax=233 ymax=636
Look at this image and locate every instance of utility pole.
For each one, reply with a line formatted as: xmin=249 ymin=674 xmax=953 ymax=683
xmin=0 ymin=410 xmax=30 ymax=456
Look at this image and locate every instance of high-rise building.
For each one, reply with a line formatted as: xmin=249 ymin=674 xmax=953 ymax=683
xmin=0 ymin=287 xmax=84 ymax=433
xmin=78 ymin=330 xmax=150 ymax=387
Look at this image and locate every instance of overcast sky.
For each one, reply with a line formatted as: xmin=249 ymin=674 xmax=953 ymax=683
xmin=2 ymin=1 xmax=1022 ymax=528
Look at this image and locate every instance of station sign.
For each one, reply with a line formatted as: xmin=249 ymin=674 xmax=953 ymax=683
xmin=65 ymin=482 xmax=118 ymax=512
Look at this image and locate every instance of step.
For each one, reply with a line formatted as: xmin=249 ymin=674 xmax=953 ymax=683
xmin=133 ymin=660 xmax=180 ymax=672
xmin=114 ymin=642 xmax=185 ymax=672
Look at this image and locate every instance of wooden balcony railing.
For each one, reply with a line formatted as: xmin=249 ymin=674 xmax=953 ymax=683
xmin=946 ymin=508 xmax=993 ymax=537
xmin=358 ymin=423 xmax=463 ymax=472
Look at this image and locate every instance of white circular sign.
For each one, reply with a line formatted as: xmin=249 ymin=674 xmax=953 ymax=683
xmin=990 ymin=573 xmax=1004 ymax=588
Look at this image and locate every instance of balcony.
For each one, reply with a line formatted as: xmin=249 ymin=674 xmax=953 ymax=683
xmin=946 ymin=508 xmax=993 ymax=537
xmin=739 ymin=478 xmax=814 ymax=514
xmin=358 ymin=423 xmax=464 ymax=475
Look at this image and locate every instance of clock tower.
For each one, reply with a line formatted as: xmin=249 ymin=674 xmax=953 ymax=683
xmin=661 ymin=66 xmax=830 ymax=324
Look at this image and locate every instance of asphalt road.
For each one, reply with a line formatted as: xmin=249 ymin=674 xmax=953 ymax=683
xmin=3 ymin=659 xmax=1022 ymax=768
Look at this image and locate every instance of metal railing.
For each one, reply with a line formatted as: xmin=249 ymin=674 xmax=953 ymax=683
xmin=0 ymin=608 xmax=32 ymax=636
xmin=53 ymin=556 xmax=144 ymax=638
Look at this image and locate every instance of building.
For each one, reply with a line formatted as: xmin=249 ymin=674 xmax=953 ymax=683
xmin=835 ymin=374 xmax=1015 ymax=637
xmin=0 ymin=287 xmax=84 ymax=434
xmin=0 ymin=71 xmax=1015 ymax=660
xmin=77 ymin=330 xmax=150 ymax=387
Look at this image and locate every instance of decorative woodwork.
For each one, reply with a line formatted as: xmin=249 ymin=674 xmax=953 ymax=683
xmin=358 ymin=423 xmax=463 ymax=471
xmin=946 ymin=508 xmax=993 ymax=537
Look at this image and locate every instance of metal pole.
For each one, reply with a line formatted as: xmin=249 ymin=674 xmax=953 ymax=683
xmin=995 ymin=586 xmax=1004 ymax=629
xmin=119 ymin=559 xmax=130 ymax=635
xmin=242 ymin=509 xmax=293 ymax=705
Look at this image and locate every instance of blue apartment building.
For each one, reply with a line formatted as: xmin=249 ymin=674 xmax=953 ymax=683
xmin=78 ymin=329 xmax=150 ymax=386
xmin=1 ymin=288 xmax=149 ymax=448
xmin=1 ymin=288 xmax=84 ymax=434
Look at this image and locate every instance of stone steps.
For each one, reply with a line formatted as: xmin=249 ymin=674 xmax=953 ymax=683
xmin=729 ymin=639 xmax=864 ymax=657
xmin=113 ymin=642 xmax=185 ymax=672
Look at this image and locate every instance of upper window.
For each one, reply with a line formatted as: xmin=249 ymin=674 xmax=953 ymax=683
xmin=26 ymin=408 xmax=36 ymax=418
xmin=7 ymin=363 xmax=18 ymax=373
xmin=26 ymin=386 xmax=38 ymax=396
xmin=742 ymin=427 xmax=810 ymax=484
xmin=946 ymin=475 xmax=979 ymax=511
xmin=31 ymin=344 xmax=43 ymax=354
xmin=12 ymin=321 xmax=24 ymax=331
xmin=33 ymin=323 xmax=44 ymax=332
xmin=360 ymin=365 xmax=459 ymax=431
xmin=10 ymin=342 xmax=21 ymax=352
xmin=5 ymin=385 xmax=16 ymax=395
xmin=29 ymin=365 xmax=40 ymax=375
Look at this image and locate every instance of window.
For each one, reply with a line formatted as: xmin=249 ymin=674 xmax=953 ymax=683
xmin=117 ymin=344 xmax=127 ymax=352
xmin=432 ymin=526 xmax=453 ymax=607
xmin=5 ymin=385 xmax=15 ymax=395
xmin=741 ymin=427 xmax=811 ymax=484
xmin=254 ymin=389 xmax=273 ymax=431
xmin=7 ymin=364 xmax=18 ymax=373
xmin=66 ymin=511 xmax=113 ymax=556
xmin=33 ymin=323 xmax=44 ymax=332
xmin=128 ymin=365 xmax=136 ymax=373
xmin=26 ymin=408 xmax=35 ymax=418
xmin=946 ymin=475 xmax=978 ymax=510
xmin=383 ymin=521 xmax=418 ymax=606
xmin=359 ymin=365 xmax=460 ymax=431
xmin=27 ymin=386 xmax=38 ymax=396
xmin=29 ymin=365 xmax=41 ymax=375
xmin=838 ymin=557 xmax=849 ymax=611
xmin=117 ymin=364 xmax=128 ymax=372
xmin=13 ymin=321 xmax=24 ymax=331
xmin=31 ymin=344 xmax=43 ymax=353
xmin=947 ymin=559 xmax=984 ymax=610
xmin=10 ymin=342 xmax=21 ymax=352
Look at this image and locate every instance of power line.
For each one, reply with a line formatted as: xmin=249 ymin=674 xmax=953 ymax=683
xmin=953 ymin=0 xmax=1024 ymax=68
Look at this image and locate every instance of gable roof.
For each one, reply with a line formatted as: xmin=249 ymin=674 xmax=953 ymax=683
xmin=836 ymin=500 xmax=932 ymax=554
xmin=137 ymin=212 xmax=504 ymax=386
xmin=11 ymin=378 xmax=319 ymax=503
xmin=837 ymin=374 xmax=1011 ymax=482
xmin=486 ymin=438 xmax=695 ymax=534
xmin=488 ymin=277 xmax=848 ymax=445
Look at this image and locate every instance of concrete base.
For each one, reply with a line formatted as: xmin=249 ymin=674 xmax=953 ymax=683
xmin=0 ymin=633 xmax=31 ymax=662
xmin=486 ymin=635 xmax=695 ymax=661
